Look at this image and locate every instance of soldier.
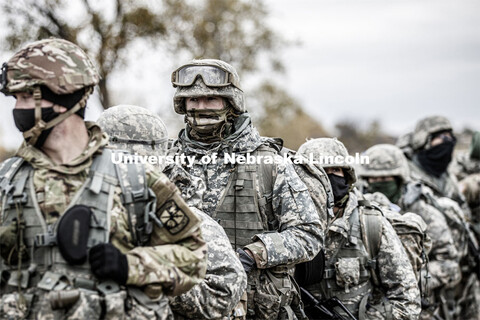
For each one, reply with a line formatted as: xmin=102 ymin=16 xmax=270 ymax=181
xmin=398 ymin=116 xmax=480 ymax=320
xmin=168 ymin=59 xmax=324 ymax=319
xmin=297 ymin=138 xmax=421 ymax=320
xmin=97 ymin=105 xmax=248 ymax=319
xmin=459 ymin=173 xmax=480 ymax=228
xmin=397 ymin=116 xmax=468 ymax=212
xmin=450 ymin=131 xmax=480 ymax=180
xmin=0 ymin=39 xmax=207 ymax=319
xmin=358 ymin=144 xmax=461 ymax=319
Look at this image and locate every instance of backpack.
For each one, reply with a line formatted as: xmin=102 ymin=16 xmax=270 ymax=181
xmin=357 ymin=198 xmax=431 ymax=303
xmin=255 ymin=138 xmax=334 ymax=229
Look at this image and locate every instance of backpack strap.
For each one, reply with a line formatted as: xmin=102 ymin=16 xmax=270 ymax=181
xmin=256 ymin=144 xmax=279 ymax=231
xmin=357 ymin=200 xmax=383 ymax=287
xmin=90 ymin=149 xmax=156 ymax=246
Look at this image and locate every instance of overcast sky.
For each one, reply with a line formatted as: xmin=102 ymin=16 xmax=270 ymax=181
xmin=1 ymin=0 xmax=479 ymax=149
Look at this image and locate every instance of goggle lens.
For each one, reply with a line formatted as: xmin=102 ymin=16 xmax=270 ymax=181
xmin=172 ymin=65 xmax=230 ymax=87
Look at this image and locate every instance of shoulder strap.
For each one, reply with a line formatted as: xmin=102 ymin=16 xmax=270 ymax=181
xmin=358 ymin=200 xmax=383 ymax=259
xmin=255 ymin=144 xmax=280 ymax=230
xmin=0 ymin=157 xmax=25 ymax=196
xmin=90 ymin=149 xmax=153 ymax=246
xmin=358 ymin=200 xmax=383 ymax=287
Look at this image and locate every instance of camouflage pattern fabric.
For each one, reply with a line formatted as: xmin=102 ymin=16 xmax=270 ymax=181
xmin=358 ymin=144 xmax=462 ymax=293
xmin=363 ymin=191 xmax=433 ymax=282
xmin=459 ymin=173 xmax=480 ymax=221
xmin=1 ymin=38 xmax=99 ymax=95
xmin=169 ymin=208 xmax=248 ymax=319
xmin=1 ymin=288 xmax=173 ymax=320
xmin=357 ymin=144 xmax=410 ymax=183
xmin=172 ymin=115 xmax=323 ymax=269
xmin=0 ymin=123 xmax=207 ymax=319
xmin=409 ymin=157 xmax=469 ymax=215
xmin=97 ymin=105 xmax=169 ymax=170
xmin=450 ymin=152 xmax=480 ymax=180
xmin=410 ymin=116 xmax=453 ymax=151
xmin=173 ymin=59 xmax=245 ymax=114
xmin=400 ymin=187 xmax=462 ymax=291
xmin=99 ymin=105 xmax=248 ymax=319
xmin=312 ymin=192 xmax=421 ymax=319
xmin=297 ymin=137 xmax=356 ymax=185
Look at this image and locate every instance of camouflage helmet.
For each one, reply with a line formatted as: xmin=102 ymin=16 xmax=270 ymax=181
xmin=411 ymin=115 xmax=453 ymax=150
xmin=172 ymin=59 xmax=245 ymax=114
xmin=1 ymin=38 xmax=99 ymax=95
xmin=0 ymin=38 xmax=100 ymax=146
xmin=97 ymin=105 xmax=169 ymax=162
xmin=297 ymin=137 xmax=357 ymax=185
xmin=358 ymin=144 xmax=410 ymax=184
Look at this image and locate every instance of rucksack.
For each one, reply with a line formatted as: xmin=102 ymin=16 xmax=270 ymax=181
xmin=357 ymin=198 xmax=431 ymax=303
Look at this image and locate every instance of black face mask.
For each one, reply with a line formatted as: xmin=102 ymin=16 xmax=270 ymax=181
xmin=327 ymin=173 xmax=350 ymax=205
xmin=12 ymin=107 xmax=59 ymax=147
xmin=417 ymin=139 xmax=456 ymax=177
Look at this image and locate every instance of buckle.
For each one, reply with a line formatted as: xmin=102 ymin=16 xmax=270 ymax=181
xmin=7 ymin=192 xmax=28 ymax=206
xmin=35 ymin=233 xmax=57 ymax=247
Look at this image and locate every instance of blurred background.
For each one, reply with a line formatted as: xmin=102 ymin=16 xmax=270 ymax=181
xmin=0 ymin=0 xmax=479 ymax=161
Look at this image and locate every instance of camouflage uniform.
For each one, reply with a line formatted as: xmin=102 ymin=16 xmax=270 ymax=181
xmin=0 ymin=39 xmax=207 ymax=319
xmin=401 ymin=116 xmax=469 ymax=213
xmin=358 ymin=144 xmax=462 ymax=318
xmin=450 ymin=131 xmax=480 ymax=180
xmin=170 ymin=59 xmax=324 ymax=320
xmin=297 ymin=138 xmax=421 ymax=320
xmin=459 ymin=173 xmax=480 ymax=227
xmin=98 ymin=105 xmax=248 ymax=319
xmin=398 ymin=116 xmax=480 ymax=320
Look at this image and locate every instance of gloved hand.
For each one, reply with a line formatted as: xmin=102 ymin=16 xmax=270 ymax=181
xmin=237 ymin=248 xmax=256 ymax=274
xmin=89 ymin=243 xmax=128 ymax=285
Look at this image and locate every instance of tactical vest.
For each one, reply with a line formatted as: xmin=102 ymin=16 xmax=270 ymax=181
xmin=213 ymin=143 xmax=333 ymax=250
xmin=213 ymin=145 xmax=278 ymax=250
xmin=0 ymin=149 xmax=154 ymax=296
xmin=317 ymin=205 xmax=377 ymax=316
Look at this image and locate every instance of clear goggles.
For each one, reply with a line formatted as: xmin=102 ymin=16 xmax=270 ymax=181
xmin=171 ymin=64 xmax=240 ymax=89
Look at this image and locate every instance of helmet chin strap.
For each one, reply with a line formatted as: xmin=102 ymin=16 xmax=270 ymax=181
xmin=23 ymin=87 xmax=93 ymax=146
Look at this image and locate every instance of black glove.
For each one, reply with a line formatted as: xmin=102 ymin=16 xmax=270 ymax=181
xmin=237 ymin=248 xmax=256 ymax=274
xmin=89 ymin=243 xmax=128 ymax=285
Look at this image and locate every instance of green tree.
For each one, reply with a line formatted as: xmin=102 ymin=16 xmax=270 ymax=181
xmin=2 ymin=0 xmax=287 ymax=107
xmin=250 ymin=82 xmax=328 ymax=149
xmin=161 ymin=0 xmax=287 ymax=75
xmin=2 ymin=0 xmax=324 ymax=142
xmin=335 ymin=119 xmax=395 ymax=153
xmin=3 ymin=0 xmax=166 ymax=108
